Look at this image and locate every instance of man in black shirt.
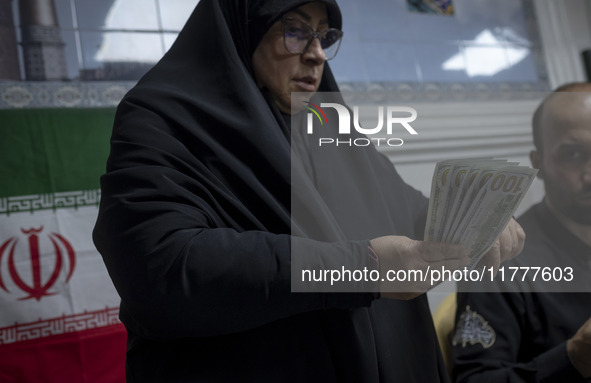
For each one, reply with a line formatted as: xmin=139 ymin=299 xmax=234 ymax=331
xmin=452 ymin=82 xmax=591 ymax=382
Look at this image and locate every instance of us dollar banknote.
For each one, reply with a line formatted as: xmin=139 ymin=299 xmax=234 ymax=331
xmin=425 ymin=158 xmax=537 ymax=268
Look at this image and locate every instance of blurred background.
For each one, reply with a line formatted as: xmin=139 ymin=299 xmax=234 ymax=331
xmin=0 ymin=0 xmax=549 ymax=83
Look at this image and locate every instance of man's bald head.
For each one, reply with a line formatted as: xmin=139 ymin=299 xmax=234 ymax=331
xmin=532 ymin=82 xmax=591 ymax=154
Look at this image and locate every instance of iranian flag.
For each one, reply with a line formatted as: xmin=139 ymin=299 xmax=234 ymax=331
xmin=0 ymin=108 xmax=125 ymax=383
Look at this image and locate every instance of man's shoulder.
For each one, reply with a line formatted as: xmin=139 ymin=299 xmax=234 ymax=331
xmin=516 ymin=202 xmax=544 ymax=232
xmin=515 ymin=202 xmax=550 ymax=254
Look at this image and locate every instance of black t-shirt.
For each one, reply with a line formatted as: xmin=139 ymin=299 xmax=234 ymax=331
xmin=452 ymin=202 xmax=591 ymax=383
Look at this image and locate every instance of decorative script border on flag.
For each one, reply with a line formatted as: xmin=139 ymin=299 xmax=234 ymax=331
xmin=0 ymin=306 xmax=120 ymax=345
xmin=0 ymin=189 xmax=101 ymax=216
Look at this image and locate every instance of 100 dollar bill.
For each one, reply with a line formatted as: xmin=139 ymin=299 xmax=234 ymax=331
xmin=425 ymin=158 xmax=537 ymax=268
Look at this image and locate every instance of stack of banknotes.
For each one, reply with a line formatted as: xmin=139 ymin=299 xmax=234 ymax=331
xmin=424 ymin=158 xmax=538 ymax=269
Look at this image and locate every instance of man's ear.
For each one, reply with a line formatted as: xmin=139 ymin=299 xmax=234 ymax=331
xmin=530 ymin=150 xmax=544 ymax=179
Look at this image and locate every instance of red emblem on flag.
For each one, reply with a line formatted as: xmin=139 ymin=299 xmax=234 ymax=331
xmin=0 ymin=226 xmax=76 ymax=301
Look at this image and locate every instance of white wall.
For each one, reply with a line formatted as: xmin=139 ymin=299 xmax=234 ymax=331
xmin=534 ymin=0 xmax=591 ymax=87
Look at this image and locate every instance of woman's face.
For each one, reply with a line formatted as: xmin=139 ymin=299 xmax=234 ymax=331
xmin=252 ymin=2 xmax=329 ymax=114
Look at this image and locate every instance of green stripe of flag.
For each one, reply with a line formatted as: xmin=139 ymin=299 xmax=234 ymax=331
xmin=0 ymin=108 xmax=115 ymax=198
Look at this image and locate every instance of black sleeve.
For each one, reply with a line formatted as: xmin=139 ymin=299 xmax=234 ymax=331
xmin=452 ymin=292 xmax=586 ymax=383
xmin=371 ymin=149 xmax=429 ymax=240
xmin=93 ymin=109 xmax=376 ymax=341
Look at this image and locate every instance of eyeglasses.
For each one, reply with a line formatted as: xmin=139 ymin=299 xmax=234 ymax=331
xmin=280 ymin=17 xmax=344 ymax=61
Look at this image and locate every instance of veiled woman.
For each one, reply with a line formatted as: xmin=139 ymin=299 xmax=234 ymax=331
xmin=93 ymin=0 xmax=524 ymax=381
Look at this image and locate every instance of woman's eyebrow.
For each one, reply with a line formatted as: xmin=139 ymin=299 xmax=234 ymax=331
xmin=289 ymin=8 xmax=329 ymax=25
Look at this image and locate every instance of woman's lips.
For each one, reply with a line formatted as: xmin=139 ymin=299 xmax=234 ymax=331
xmin=294 ymin=77 xmax=317 ymax=91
